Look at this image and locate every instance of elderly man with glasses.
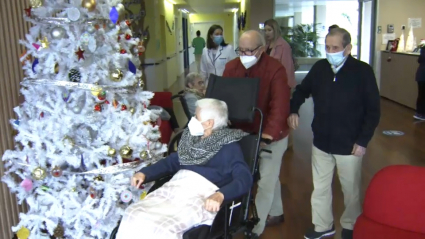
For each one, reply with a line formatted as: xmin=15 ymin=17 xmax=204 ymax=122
xmin=223 ymin=30 xmax=291 ymax=238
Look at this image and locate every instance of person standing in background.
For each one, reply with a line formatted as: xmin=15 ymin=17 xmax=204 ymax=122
xmin=264 ymin=19 xmax=296 ymax=88
xmin=288 ymin=28 xmax=380 ymax=239
xmin=200 ymin=25 xmax=238 ymax=86
xmin=414 ymin=40 xmax=425 ymax=120
xmin=192 ymin=30 xmax=205 ymax=73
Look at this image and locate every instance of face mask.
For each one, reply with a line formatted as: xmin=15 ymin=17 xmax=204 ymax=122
xmin=188 ymin=117 xmax=205 ymax=136
xmin=213 ymin=35 xmax=223 ymax=45
xmin=240 ymin=55 xmax=259 ymax=69
xmin=326 ymin=49 xmax=347 ymax=66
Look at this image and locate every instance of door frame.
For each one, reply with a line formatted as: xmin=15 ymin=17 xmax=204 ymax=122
xmin=357 ymin=0 xmax=378 ymax=65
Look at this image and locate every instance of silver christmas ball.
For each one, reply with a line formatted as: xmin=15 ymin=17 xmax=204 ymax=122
xmin=51 ymin=26 xmax=66 ymax=39
xmin=107 ymin=22 xmax=116 ymax=30
xmin=87 ymin=25 xmax=96 ymax=34
xmin=72 ymin=106 xmax=83 ymax=114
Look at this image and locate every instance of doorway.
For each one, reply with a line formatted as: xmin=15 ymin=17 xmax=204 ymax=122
xmin=358 ymin=0 xmax=377 ymax=65
xmin=182 ymin=17 xmax=189 ymax=70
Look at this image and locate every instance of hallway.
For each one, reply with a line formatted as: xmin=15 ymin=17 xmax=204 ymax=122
xmin=169 ymin=65 xmax=425 ymax=239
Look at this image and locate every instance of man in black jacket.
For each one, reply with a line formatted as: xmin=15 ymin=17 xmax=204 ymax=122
xmin=288 ymin=28 xmax=380 ymax=239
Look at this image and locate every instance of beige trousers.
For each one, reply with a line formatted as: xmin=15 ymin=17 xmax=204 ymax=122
xmin=311 ymin=146 xmax=363 ymax=232
xmin=252 ymin=136 xmax=288 ymax=235
xmin=195 ymin=54 xmax=202 ymax=73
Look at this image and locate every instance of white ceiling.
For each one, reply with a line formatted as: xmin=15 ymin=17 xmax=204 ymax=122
xmin=176 ymin=0 xmax=240 ymax=14
xmin=275 ymin=0 xmax=358 ymax=17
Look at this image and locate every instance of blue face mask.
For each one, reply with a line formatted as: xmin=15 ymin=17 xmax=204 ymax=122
xmin=326 ymin=49 xmax=346 ymax=66
xmin=213 ymin=35 xmax=223 ymax=45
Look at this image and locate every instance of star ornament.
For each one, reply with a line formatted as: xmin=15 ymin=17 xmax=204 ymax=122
xmin=75 ymin=47 xmax=85 ymax=61
xmin=40 ymin=37 xmax=49 ymax=48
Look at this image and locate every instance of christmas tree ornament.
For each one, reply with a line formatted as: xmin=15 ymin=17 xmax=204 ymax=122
xmin=107 ymin=147 xmax=117 ymax=157
xmin=109 ymin=6 xmax=119 ymax=24
xmin=51 ymin=166 xmax=63 ymax=177
xmin=62 ymin=136 xmax=75 ymax=147
xmin=32 ymin=167 xmax=47 ymax=180
xmin=75 ymin=47 xmax=85 ymax=61
xmin=24 ymin=7 xmax=32 ymax=17
xmin=125 ymin=34 xmax=131 ymax=40
xmin=89 ymin=187 xmax=97 ymax=199
xmin=70 ymin=187 xmax=77 ymax=192
xmin=51 ymin=26 xmax=66 ymax=39
xmin=67 ymin=7 xmax=81 ymax=21
xmin=94 ymin=104 xmax=102 ymax=112
xmin=82 ymin=0 xmax=96 ymax=12
xmin=120 ymin=49 xmax=127 ymax=54
xmin=29 ymin=0 xmax=42 ymax=8
xmin=125 ymin=20 xmax=131 ymax=27
xmin=112 ymin=99 xmax=119 ymax=108
xmin=116 ymin=3 xmax=125 ymax=17
xmin=54 ymin=63 xmax=59 ymax=74
xmin=97 ymin=91 xmax=106 ymax=101
xmin=62 ymin=90 xmax=71 ymax=102
xmin=120 ymin=190 xmax=132 ymax=203
xmin=20 ymin=50 xmax=31 ymax=65
xmin=121 ymin=105 xmax=127 ymax=111
xmin=94 ymin=175 xmax=104 ymax=181
xmin=143 ymin=121 xmax=149 ymax=125
xmin=91 ymin=84 xmax=102 ymax=96
xmin=39 ymin=112 xmax=44 ymax=118
xmin=140 ymin=191 xmax=147 ymax=200
xmin=68 ymin=69 xmax=81 ymax=82
xmin=17 ymin=227 xmax=30 ymax=239
xmin=129 ymin=107 xmax=135 ymax=114
xmin=87 ymin=24 xmax=96 ymax=34
xmin=53 ymin=224 xmax=65 ymax=238
xmin=80 ymin=32 xmax=91 ymax=45
xmin=32 ymin=43 xmax=40 ymax=50
xmin=117 ymin=35 xmax=121 ymax=41
xmin=119 ymin=145 xmax=133 ymax=158
xmin=40 ymin=185 xmax=50 ymax=191
xmin=140 ymin=150 xmax=149 ymax=160
xmin=40 ymin=37 xmax=50 ymax=48
xmin=110 ymin=69 xmax=123 ymax=82
xmin=20 ymin=178 xmax=33 ymax=192
xmin=107 ymin=21 xmax=116 ymax=29
xmin=72 ymin=105 xmax=83 ymax=114
xmin=128 ymin=60 xmax=136 ymax=74
xmin=32 ymin=58 xmax=39 ymax=73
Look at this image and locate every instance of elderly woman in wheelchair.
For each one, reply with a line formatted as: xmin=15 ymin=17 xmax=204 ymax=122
xmin=115 ymin=98 xmax=253 ymax=239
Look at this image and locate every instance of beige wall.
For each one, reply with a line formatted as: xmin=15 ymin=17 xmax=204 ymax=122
xmin=249 ymin=0 xmax=274 ymax=31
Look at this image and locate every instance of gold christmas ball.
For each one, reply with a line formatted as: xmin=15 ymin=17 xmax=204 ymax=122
xmin=110 ymin=69 xmax=123 ymax=82
xmin=129 ymin=107 xmax=135 ymax=114
xmin=29 ymin=0 xmax=43 ymax=8
xmin=32 ymin=167 xmax=47 ymax=180
xmin=17 ymin=227 xmax=30 ymax=239
xmin=119 ymin=145 xmax=133 ymax=158
xmin=94 ymin=175 xmax=104 ymax=181
xmin=54 ymin=63 xmax=59 ymax=74
xmin=116 ymin=3 xmax=126 ymax=21
xmin=82 ymin=0 xmax=96 ymax=12
xmin=140 ymin=150 xmax=149 ymax=160
xmin=107 ymin=147 xmax=117 ymax=157
xmin=90 ymin=84 xmax=102 ymax=96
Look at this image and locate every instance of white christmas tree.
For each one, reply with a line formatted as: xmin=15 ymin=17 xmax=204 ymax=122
xmin=2 ymin=0 xmax=166 ymax=238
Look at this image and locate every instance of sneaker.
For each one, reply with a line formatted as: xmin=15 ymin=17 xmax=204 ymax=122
xmin=413 ymin=113 xmax=425 ymax=120
xmin=304 ymin=225 xmax=336 ymax=239
xmin=341 ymin=228 xmax=353 ymax=239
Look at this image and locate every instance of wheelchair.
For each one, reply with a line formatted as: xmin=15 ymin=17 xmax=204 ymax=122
xmin=110 ymin=75 xmax=265 ymax=239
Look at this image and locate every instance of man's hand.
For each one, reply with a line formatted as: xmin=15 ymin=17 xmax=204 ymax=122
xmin=261 ymin=133 xmax=273 ymax=147
xmin=131 ymin=172 xmax=146 ymax=188
xmin=352 ymin=144 xmax=366 ymax=157
xmin=204 ymin=192 xmax=224 ymax=212
xmin=287 ymin=114 xmax=299 ymax=130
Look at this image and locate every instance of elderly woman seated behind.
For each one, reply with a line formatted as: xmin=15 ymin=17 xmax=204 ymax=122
xmin=116 ymin=99 xmax=253 ymax=239
xmin=184 ymin=72 xmax=205 ymax=116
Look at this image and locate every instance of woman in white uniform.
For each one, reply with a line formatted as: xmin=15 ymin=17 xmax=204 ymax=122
xmin=200 ymin=25 xmax=238 ymax=86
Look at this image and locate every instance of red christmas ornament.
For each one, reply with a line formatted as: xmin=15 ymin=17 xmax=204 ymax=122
xmin=75 ymin=47 xmax=85 ymax=61
xmin=121 ymin=105 xmax=127 ymax=111
xmin=97 ymin=91 xmax=106 ymax=101
xmin=24 ymin=7 xmax=32 ymax=17
xmin=125 ymin=20 xmax=131 ymax=26
xmin=120 ymin=49 xmax=127 ymax=54
xmin=105 ymin=100 xmax=110 ymax=104
xmin=94 ymin=104 xmax=102 ymax=112
xmin=40 ymin=112 xmax=44 ymax=118
xmin=51 ymin=166 xmax=63 ymax=177
xmin=117 ymin=36 xmax=121 ymax=41
xmin=125 ymin=34 xmax=131 ymax=40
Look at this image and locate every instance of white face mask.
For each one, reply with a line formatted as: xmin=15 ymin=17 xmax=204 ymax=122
xmin=240 ymin=55 xmax=259 ymax=69
xmin=326 ymin=48 xmax=347 ymax=66
xmin=188 ymin=117 xmax=206 ymax=136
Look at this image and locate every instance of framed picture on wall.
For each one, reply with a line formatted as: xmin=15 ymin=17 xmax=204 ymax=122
xmin=386 ymin=39 xmax=399 ymax=52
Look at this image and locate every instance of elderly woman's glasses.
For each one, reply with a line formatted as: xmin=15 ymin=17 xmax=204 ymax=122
xmin=235 ymin=46 xmax=261 ymax=56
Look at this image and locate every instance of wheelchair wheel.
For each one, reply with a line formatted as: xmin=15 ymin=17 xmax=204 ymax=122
xmin=168 ymin=130 xmax=183 ymax=154
xmin=109 ymin=226 xmax=119 ymax=239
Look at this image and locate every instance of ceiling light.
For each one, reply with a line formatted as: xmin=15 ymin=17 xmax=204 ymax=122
xmin=166 ymin=0 xmax=176 ymax=4
xmin=180 ymin=8 xmax=189 ymax=13
xmin=232 ymin=8 xmax=239 ymax=12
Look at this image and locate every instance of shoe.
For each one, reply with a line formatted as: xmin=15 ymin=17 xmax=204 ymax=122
xmin=265 ymin=214 xmax=284 ymax=227
xmin=304 ymin=225 xmax=336 ymax=239
xmin=341 ymin=228 xmax=353 ymax=239
xmin=414 ymin=113 xmax=425 ymax=120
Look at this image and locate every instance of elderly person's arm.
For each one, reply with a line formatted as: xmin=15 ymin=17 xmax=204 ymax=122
xmin=217 ymin=143 xmax=253 ymax=201
xmin=138 ymin=153 xmax=180 ymax=182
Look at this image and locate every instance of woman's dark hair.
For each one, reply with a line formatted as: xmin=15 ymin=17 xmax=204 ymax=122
xmin=206 ymin=25 xmax=228 ymax=49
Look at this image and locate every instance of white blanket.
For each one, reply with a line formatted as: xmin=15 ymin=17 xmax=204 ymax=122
xmin=116 ymin=170 xmax=219 ymax=239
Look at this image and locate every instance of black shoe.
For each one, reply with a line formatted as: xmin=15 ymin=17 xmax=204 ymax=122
xmin=304 ymin=225 xmax=336 ymax=239
xmin=341 ymin=228 xmax=353 ymax=239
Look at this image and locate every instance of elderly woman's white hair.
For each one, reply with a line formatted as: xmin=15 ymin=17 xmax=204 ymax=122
xmin=196 ymin=98 xmax=228 ymax=130
xmin=185 ymin=72 xmax=203 ymax=87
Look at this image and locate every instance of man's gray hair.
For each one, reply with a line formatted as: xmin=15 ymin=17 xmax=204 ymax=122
xmin=185 ymin=72 xmax=202 ymax=87
xmin=242 ymin=30 xmax=266 ymax=47
xmin=327 ymin=28 xmax=352 ymax=48
xmin=196 ymin=98 xmax=228 ymax=130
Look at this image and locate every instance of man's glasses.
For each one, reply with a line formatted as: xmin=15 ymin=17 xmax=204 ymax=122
xmin=235 ymin=46 xmax=262 ymax=56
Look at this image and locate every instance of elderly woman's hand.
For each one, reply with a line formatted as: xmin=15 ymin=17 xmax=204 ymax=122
xmin=205 ymin=192 xmax=224 ymax=212
xmin=131 ymin=172 xmax=146 ymax=188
